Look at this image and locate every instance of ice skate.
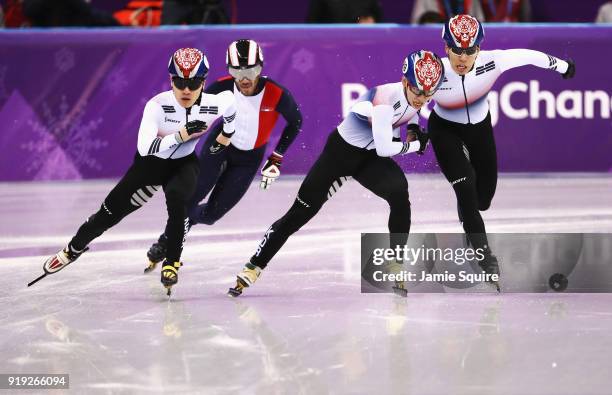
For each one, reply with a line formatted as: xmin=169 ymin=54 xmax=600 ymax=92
xmin=478 ymin=253 xmax=501 ymax=292
xmin=29 ymin=245 xmax=89 ymax=286
xmin=228 ymin=263 xmax=261 ymax=297
xmin=144 ymin=235 xmax=167 ymax=273
xmin=161 ymin=261 xmax=182 ymax=297
xmin=385 ymin=259 xmax=407 ymax=298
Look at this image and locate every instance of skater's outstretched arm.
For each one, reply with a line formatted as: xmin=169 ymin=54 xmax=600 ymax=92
xmin=490 ymin=49 xmax=574 ymax=78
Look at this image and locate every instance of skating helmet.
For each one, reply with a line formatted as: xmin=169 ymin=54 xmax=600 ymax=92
xmin=226 ymin=39 xmax=264 ymax=80
xmin=402 ymin=50 xmax=445 ymax=96
xmin=226 ymin=39 xmax=264 ymax=68
xmin=168 ymin=48 xmax=209 ymax=79
xmin=442 ymin=14 xmax=484 ymax=49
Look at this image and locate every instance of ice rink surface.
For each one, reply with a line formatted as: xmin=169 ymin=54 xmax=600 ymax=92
xmin=1 ymin=174 xmax=612 ymax=394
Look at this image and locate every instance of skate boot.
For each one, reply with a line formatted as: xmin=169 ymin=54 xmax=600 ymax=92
xmin=28 ymin=244 xmax=90 ymax=287
xmin=478 ymin=253 xmax=501 ymax=292
xmin=228 ymin=263 xmax=262 ymax=297
xmin=44 ymin=244 xmax=89 ymax=275
xmin=144 ymin=235 xmax=167 ymax=273
xmin=161 ymin=261 xmax=182 ymax=296
xmin=385 ymin=259 xmax=407 ymax=298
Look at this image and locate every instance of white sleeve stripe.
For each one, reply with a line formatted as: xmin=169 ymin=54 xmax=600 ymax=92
xmin=148 ymin=137 xmax=161 ymax=155
xmin=223 ymin=113 xmax=236 ymax=123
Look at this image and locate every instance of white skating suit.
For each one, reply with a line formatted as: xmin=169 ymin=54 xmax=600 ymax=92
xmin=137 ymin=90 xmax=237 ymax=159
xmin=338 ymin=82 xmax=422 ymax=157
xmin=433 ymin=49 xmax=569 ymax=124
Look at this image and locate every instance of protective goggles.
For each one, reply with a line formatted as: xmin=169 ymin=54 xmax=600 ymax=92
xmin=450 ymin=46 xmax=479 ymax=56
xmin=408 ymin=84 xmax=436 ymax=98
xmin=228 ymin=65 xmax=262 ymax=81
xmin=172 ymin=77 xmax=204 ymax=91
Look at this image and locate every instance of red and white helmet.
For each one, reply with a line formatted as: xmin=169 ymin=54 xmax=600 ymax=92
xmin=168 ymin=48 xmax=210 ymax=79
xmin=442 ymin=14 xmax=485 ymax=49
xmin=226 ymin=39 xmax=264 ymax=69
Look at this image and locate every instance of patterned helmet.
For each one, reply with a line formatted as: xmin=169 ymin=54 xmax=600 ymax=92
xmin=442 ymin=14 xmax=485 ymax=48
xmin=402 ymin=50 xmax=445 ymax=94
xmin=168 ymin=48 xmax=209 ymax=79
xmin=226 ymin=39 xmax=264 ymax=68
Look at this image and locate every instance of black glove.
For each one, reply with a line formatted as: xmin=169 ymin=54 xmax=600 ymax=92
xmin=185 ymin=120 xmax=208 ymax=136
xmin=562 ymin=58 xmax=575 ymax=80
xmin=407 ymin=124 xmax=429 ymax=155
xmin=209 ymin=140 xmax=227 ymax=154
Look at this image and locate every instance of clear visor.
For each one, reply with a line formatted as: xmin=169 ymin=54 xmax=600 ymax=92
xmin=228 ymin=65 xmax=262 ymax=81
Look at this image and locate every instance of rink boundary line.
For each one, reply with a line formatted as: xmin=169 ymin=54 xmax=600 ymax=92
xmin=3 ymin=216 xmax=612 ymax=262
xmin=2 ymin=210 xmax=612 ymax=247
xmin=0 ymin=172 xmax=611 ymax=187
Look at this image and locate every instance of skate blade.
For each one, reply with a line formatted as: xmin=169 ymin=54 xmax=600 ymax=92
xmin=164 ymin=285 xmax=172 ymax=297
xmin=144 ymin=261 xmax=159 ymax=273
xmin=227 ymin=280 xmax=245 ymax=298
xmin=392 ymin=284 xmax=408 ymax=298
xmin=487 ymin=281 xmax=501 ymax=293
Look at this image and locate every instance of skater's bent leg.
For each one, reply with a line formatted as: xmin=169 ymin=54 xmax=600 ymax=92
xmin=70 ymin=202 xmax=135 ymax=251
xmin=429 ymin=118 xmax=489 ymax=250
xmin=249 ymin=147 xmax=347 ymax=269
xmin=161 ymin=136 xmax=227 ymax=235
xmin=164 ymin=159 xmax=199 ymax=263
xmin=188 ymin=135 xmax=228 ymax=209
xmin=354 ymin=157 xmax=411 ymax=249
xmin=464 ymin=117 xmax=498 ymax=211
xmin=249 ymin=197 xmax=322 ymax=269
xmin=69 ymin=160 xmax=157 ymax=250
xmin=199 ymin=149 xmax=263 ymax=225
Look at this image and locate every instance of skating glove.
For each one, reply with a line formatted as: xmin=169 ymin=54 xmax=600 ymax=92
xmin=562 ymin=59 xmax=575 ymax=79
xmin=407 ymin=124 xmax=429 ymax=155
xmin=210 ymin=133 xmax=231 ymax=154
xmin=185 ymin=120 xmax=208 ymax=135
xmin=209 ymin=141 xmax=227 ymax=154
xmin=260 ymin=152 xmax=283 ymax=190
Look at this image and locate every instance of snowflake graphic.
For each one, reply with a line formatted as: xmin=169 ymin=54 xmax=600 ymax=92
xmin=103 ymin=67 xmax=129 ymax=96
xmin=291 ymin=48 xmax=315 ymax=75
xmin=55 ymin=47 xmax=75 ymax=73
xmin=21 ymin=96 xmax=107 ymax=178
xmin=0 ymin=65 xmax=9 ymax=101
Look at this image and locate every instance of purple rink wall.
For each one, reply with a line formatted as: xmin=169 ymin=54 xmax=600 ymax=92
xmin=0 ymin=25 xmax=611 ymax=181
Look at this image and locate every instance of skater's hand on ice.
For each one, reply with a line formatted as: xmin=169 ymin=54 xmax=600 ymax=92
xmin=260 ymin=152 xmax=283 ymax=190
xmin=562 ymin=58 xmax=575 ymax=80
